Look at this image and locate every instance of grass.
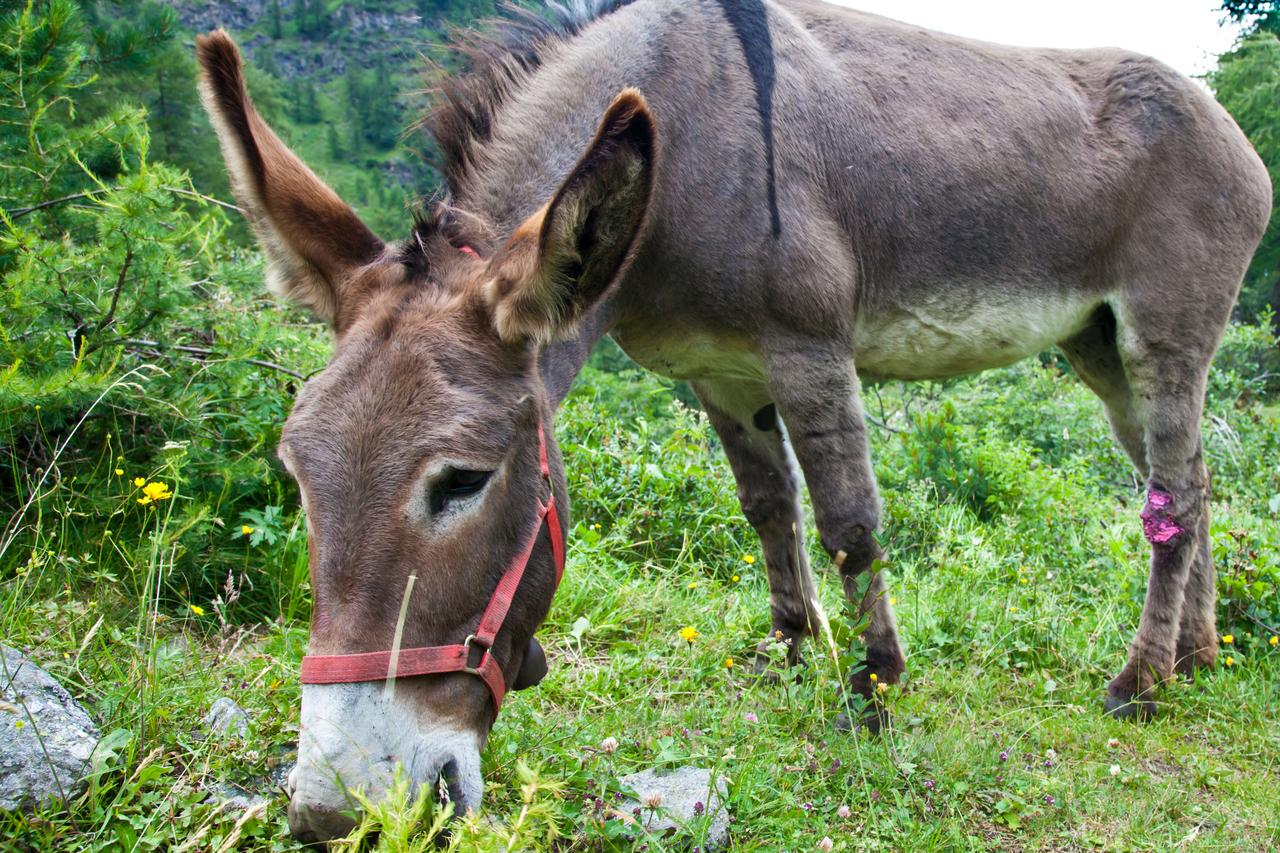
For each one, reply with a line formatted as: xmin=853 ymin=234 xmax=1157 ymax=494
xmin=3 ymin=347 xmax=1280 ymax=851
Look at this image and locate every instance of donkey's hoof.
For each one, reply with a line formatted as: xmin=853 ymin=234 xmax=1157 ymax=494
xmin=752 ymin=648 xmax=779 ymax=681
xmin=752 ymin=656 xmax=805 ymax=684
xmin=753 ymin=637 xmax=803 ymax=683
xmin=1174 ymin=647 xmax=1217 ymax=678
xmin=1103 ymin=693 xmax=1157 ymax=721
xmin=835 ymin=704 xmax=890 ymax=735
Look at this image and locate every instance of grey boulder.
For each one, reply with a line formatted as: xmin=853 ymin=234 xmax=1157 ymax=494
xmin=1 ymin=647 xmax=100 ymax=811
xmin=204 ymin=697 xmax=250 ymax=739
xmin=619 ymin=766 xmax=730 ymax=851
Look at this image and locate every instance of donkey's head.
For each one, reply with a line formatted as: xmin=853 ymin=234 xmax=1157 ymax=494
xmin=196 ymin=31 xmax=654 ymax=842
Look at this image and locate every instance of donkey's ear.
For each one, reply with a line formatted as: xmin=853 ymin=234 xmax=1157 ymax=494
xmin=196 ymin=30 xmax=384 ymax=327
xmin=484 ymin=89 xmax=656 ymax=344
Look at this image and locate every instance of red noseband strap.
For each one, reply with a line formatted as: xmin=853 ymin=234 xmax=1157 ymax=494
xmin=299 ymin=420 xmax=566 ymax=714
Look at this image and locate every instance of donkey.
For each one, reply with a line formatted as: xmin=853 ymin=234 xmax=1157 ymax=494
xmin=197 ymin=0 xmax=1270 ymax=840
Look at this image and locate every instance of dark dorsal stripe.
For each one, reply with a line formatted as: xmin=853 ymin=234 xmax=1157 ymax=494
xmin=715 ymin=0 xmax=781 ymax=237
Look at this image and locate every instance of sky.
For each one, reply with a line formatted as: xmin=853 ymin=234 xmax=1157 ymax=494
xmin=826 ymin=1 xmax=1244 ymax=77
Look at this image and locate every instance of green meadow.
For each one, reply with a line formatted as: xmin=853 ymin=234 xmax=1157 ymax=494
xmin=3 ymin=1 xmax=1279 ymax=850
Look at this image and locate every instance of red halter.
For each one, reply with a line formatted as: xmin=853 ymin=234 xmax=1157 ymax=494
xmin=298 ymin=420 xmax=565 ymax=713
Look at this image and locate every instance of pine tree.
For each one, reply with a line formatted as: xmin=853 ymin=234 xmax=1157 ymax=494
xmin=1220 ymin=1 xmax=1280 ymax=36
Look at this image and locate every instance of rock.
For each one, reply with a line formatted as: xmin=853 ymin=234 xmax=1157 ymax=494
xmin=204 ymin=697 xmax=250 ymax=739
xmin=0 ymin=647 xmax=101 ymax=811
xmin=618 ymin=766 xmax=730 ymax=851
xmin=268 ymin=759 xmax=293 ymax=792
xmin=169 ymin=0 xmax=270 ymax=34
xmin=203 ymin=744 xmax=296 ymax=814
xmin=204 ymin=781 xmax=269 ymax=813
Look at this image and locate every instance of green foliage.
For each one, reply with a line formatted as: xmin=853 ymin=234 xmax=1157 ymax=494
xmin=1220 ymin=0 xmax=1280 ymax=36
xmin=76 ymin=0 xmax=231 ymax=203
xmin=345 ymin=56 xmax=401 ymax=151
xmin=895 ymin=401 xmax=995 ymax=519
xmin=559 ymin=367 xmax=754 ymax=580
xmin=286 ymin=76 xmax=322 ymax=125
xmin=1207 ymin=307 xmax=1280 ymax=402
xmin=1 ymin=0 xmax=326 ymax=619
xmin=1216 ymin=525 xmax=1280 ymax=652
xmin=335 ymin=762 xmax=568 ymax=852
xmin=295 ymin=0 xmax=334 ymax=39
xmin=269 ymin=0 xmax=283 ymax=40
xmin=1208 ymin=31 xmax=1280 ymax=319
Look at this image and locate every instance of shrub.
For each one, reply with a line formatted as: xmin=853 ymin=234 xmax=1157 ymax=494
xmin=0 ymin=1 xmax=322 ymax=616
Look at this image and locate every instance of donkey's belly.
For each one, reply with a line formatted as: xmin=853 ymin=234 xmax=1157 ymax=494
xmin=612 ymin=326 xmax=766 ymax=384
xmin=853 ymin=292 xmax=1100 ymax=381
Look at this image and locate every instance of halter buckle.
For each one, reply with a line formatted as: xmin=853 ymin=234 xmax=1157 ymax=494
xmin=463 ymin=634 xmax=490 ymax=675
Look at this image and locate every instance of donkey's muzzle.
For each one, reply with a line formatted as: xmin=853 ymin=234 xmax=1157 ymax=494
xmin=287 ymin=798 xmax=357 ymax=845
xmin=512 ymin=636 xmax=547 ymax=690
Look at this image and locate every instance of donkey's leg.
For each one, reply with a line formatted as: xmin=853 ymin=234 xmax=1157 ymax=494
xmin=761 ymin=343 xmax=906 ymax=710
xmin=1104 ymin=296 xmax=1221 ymax=718
xmin=1174 ymin=492 xmax=1217 ymax=675
xmin=1060 ymin=311 xmax=1217 ymax=679
xmin=693 ymin=381 xmax=822 ymax=672
xmin=1058 ymin=312 xmax=1149 ymax=481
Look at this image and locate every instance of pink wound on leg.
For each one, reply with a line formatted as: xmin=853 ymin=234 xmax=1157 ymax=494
xmin=1140 ymin=489 xmax=1183 ymax=544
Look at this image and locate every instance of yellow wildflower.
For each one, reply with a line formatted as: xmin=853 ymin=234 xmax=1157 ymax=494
xmin=687 ymin=581 xmax=698 ymax=590
xmin=724 ymin=658 xmax=734 ymax=669
xmin=1224 ymin=655 xmax=1234 ymax=666
xmin=679 ymin=626 xmax=699 ymax=644
xmin=742 ymin=554 xmax=755 ymax=565
xmin=731 ymin=575 xmax=740 ymax=583
xmin=14 ymin=719 xmax=22 ymax=730
xmin=142 ymin=481 xmax=172 ymax=502
xmin=1270 ymin=635 xmax=1278 ymax=647
xmin=190 ymin=604 xmax=205 ymax=617
xmin=1221 ymin=634 xmax=1234 ymax=645
xmin=133 ymin=477 xmax=146 ymax=487
xmin=870 ymin=672 xmax=878 ymax=683
xmin=241 ymin=525 xmax=254 ymax=536
xmin=136 ymin=497 xmax=152 ymax=506
xmin=114 ymin=468 xmax=123 ymax=476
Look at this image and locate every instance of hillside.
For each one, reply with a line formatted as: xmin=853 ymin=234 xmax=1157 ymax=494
xmin=79 ymin=0 xmax=498 ymax=240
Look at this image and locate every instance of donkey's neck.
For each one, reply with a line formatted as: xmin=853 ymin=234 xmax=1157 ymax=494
xmin=454 ymin=1 xmax=681 ymax=404
xmin=453 ymin=1 xmax=671 ymax=237
xmin=538 ymin=301 xmax=615 ymax=406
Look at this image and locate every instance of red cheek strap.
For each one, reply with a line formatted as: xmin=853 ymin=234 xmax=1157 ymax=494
xmin=298 ymin=420 xmax=565 ymax=714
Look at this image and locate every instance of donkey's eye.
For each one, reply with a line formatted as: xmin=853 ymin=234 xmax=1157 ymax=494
xmin=429 ymin=468 xmax=492 ymax=515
